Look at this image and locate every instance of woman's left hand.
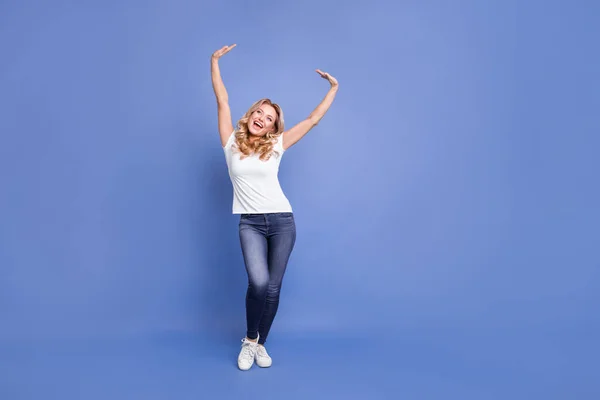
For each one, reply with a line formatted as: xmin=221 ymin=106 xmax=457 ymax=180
xmin=316 ymin=69 xmax=338 ymax=88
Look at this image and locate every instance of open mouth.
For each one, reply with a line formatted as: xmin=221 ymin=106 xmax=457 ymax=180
xmin=253 ymin=120 xmax=263 ymax=129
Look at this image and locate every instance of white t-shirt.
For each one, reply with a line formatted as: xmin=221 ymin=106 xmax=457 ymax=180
xmin=223 ymin=131 xmax=293 ymax=214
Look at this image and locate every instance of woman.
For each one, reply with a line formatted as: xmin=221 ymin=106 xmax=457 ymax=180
xmin=210 ymin=44 xmax=338 ymax=370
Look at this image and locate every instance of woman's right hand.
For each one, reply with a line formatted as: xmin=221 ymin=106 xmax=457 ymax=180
xmin=212 ymin=44 xmax=236 ymax=61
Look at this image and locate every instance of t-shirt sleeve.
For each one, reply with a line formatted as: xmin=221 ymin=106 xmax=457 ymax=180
xmin=223 ymin=130 xmax=235 ymax=150
xmin=276 ymin=133 xmax=286 ymax=153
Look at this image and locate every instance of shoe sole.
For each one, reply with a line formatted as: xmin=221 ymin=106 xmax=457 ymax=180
xmin=256 ymin=361 xmax=272 ymax=368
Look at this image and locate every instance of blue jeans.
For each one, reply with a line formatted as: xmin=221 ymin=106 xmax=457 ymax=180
xmin=239 ymin=212 xmax=296 ymax=345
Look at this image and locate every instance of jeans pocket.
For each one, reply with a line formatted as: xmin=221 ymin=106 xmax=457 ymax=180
xmin=276 ymin=213 xmax=295 ymax=226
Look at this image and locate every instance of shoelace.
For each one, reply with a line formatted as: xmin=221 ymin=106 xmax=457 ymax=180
xmin=256 ymin=346 xmax=269 ymax=358
xmin=240 ymin=339 xmax=257 ymax=360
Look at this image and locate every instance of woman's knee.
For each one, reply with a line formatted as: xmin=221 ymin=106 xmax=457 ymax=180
xmin=265 ymin=282 xmax=282 ymax=298
xmin=248 ymin=277 xmax=269 ymax=295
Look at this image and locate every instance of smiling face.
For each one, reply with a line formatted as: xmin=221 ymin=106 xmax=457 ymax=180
xmin=248 ymin=103 xmax=278 ymax=137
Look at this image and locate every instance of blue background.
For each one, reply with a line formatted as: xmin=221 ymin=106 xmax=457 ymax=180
xmin=1 ymin=0 xmax=598 ymax=398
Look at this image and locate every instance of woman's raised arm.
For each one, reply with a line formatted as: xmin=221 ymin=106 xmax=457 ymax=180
xmin=211 ymin=44 xmax=236 ymax=146
xmin=282 ymin=69 xmax=339 ymax=150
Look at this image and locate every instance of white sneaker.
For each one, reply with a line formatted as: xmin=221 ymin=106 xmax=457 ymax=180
xmin=255 ymin=344 xmax=272 ymax=368
xmin=237 ymin=334 xmax=259 ymax=371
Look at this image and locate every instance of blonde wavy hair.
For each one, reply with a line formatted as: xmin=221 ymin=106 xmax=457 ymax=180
xmin=233 ymin=98 xmax=284 ymax=161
